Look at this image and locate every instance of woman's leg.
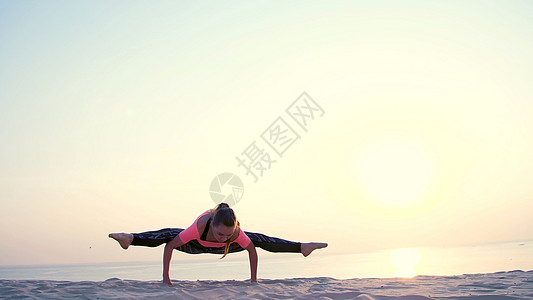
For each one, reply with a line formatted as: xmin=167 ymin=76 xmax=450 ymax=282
xmin=244 ymin=231 xmax=328 ymax=257
xmin=109 ymin=228 xmax=184 ymax=249
xmin=130 ymin=228 xmax=183 ymax=247
xmin=244 ymin=231 xmax=302 ymax=253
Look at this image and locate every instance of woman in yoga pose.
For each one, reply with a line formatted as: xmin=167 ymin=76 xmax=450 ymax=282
xmin=109 ymin=202 xmax=328 ymax=285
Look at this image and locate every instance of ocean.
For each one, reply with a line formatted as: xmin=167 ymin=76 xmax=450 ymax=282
xmin=1 ymin=240 xmax=532 ymax=282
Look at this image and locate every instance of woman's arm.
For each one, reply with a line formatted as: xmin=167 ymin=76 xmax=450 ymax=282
xmin=163 ymin=213 xmax=204 ymax=285
xmin=163 ymin=235 xmax=185 ymax=285
xmin=245 ymin=241 xmax=258 ymax=283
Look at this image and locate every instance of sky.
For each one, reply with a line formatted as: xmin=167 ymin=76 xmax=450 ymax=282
xmin=0 ymin=0 xmax=532 ymax=267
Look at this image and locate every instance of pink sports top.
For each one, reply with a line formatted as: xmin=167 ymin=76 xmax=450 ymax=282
xmin=178 ymin=210 xmax=251 ymax=248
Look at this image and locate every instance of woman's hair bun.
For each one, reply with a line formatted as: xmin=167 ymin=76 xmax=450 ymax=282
xmin=218 ymin=202 xmax=230 ymax=209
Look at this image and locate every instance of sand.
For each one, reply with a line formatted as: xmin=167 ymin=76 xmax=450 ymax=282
xmin=1 ymin=270 xmax=532 ymax=299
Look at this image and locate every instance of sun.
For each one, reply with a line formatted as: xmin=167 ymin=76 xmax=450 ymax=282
xmin=355 ymin=138 xmax=434 ymax=207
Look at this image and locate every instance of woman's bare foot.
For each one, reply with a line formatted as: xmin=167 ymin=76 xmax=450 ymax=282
xmin=109 ymin=233 xmax=133 ymax=249
xmin=301 ymin=242 xmax=328 ymax=257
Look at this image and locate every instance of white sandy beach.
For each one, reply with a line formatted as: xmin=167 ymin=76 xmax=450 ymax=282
xmin=1 ymin=270 xmax=532 ymax=299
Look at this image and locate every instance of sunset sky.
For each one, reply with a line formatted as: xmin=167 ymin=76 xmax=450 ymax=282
xmin=1 ymin=0 xmax=532 ymax=267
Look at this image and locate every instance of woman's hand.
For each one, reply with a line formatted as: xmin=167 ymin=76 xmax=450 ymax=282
xmin=163 ymin=275 xmax=173 ymax=285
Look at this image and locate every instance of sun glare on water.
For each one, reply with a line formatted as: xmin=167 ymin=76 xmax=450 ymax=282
xmin=389 ymin=248 xmax=422 ymax=278
xmin=356 ymin=139 xmax=435 ymax=207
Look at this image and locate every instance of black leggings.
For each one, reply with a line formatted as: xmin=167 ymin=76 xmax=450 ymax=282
xmin=131 ymin=228 xmax=301 ymax=255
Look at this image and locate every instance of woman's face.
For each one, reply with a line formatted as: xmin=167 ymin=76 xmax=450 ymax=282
xmin=212 ymin=224 xmax=235 ymax=242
